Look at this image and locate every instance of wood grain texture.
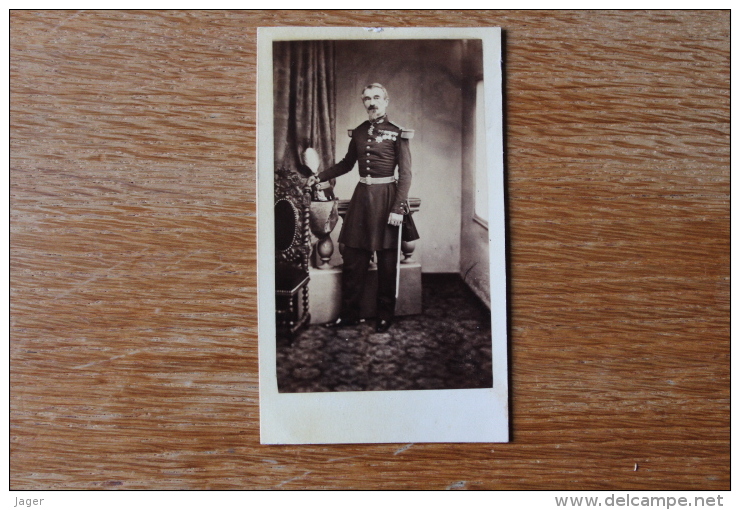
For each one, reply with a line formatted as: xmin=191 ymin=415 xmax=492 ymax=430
xmin=10 ymin=10 xmax=729 ymax=490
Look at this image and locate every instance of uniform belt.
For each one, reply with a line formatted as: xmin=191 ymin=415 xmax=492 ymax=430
xmin=358 ymin=175 xmax=396 ymax=185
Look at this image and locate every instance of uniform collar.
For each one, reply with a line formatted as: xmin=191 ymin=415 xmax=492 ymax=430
xmin=369 ymin=114 xmax=388 ymax=125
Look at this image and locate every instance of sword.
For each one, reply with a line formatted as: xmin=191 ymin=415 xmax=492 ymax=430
xmin=395 ymin=220 xmax=402 ymax=299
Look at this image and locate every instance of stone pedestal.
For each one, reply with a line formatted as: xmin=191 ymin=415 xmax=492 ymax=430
xmin=308 ymin=263 xmax=422 ymax=325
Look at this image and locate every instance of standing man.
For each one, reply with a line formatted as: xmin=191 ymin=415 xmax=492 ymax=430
xmin=311 ymin=83 xmax=413 ymax=333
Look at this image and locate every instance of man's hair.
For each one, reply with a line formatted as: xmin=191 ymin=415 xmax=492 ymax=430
xmin=361 ymin=83 xmax=389 ymax=100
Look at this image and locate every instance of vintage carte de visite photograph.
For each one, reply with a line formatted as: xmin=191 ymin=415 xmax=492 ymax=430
xmin=257 ymin=27 xmax=507 ymax=444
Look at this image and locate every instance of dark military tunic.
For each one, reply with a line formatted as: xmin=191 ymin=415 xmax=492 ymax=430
xmin=318 ymin=116 xmax=413 ymax=251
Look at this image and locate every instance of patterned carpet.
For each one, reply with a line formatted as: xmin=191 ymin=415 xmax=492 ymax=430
xmin=277 ymin=273 xmax=493 ymax=393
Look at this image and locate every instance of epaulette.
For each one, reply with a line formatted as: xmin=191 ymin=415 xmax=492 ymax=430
xmin=388 ymin=120 xmax=414 ymax=139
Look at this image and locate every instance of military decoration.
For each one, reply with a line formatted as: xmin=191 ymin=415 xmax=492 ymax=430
xmin=378 ymin=129 xmax=398 ymax=142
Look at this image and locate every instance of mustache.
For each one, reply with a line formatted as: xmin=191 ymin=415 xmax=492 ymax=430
xmin=367 ymin=105 xmax=378 ymax=110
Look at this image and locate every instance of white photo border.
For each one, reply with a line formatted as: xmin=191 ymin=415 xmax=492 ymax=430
xmin=257 ymin=26 xmax=508 ymax=444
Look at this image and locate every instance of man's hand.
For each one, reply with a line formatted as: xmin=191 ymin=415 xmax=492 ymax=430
xmin=306 ymin=175 xmax=318 ymax=187
xmin=388 ymin=212 xmax=403 ymax=227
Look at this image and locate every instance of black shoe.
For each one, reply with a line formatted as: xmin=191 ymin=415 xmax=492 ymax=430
xmin=324 ymin=317 xmax=362 ymax=329
xmin=375 ymin=318 xmax=393 ymax=333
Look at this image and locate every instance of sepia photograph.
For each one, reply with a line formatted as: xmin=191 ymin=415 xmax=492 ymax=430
xmin=258 ymin=27 xmax=508 ymax=444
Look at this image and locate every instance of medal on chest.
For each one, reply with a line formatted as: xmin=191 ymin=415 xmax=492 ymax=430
xmin=378 ymin=129 xmax=398 ymax=142
xmin=367 ymin=120 xmax=397 ymax=142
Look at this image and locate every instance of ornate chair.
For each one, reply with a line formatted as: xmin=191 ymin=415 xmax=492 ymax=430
xmin=275 ymin=169 xmax=312 ymax=337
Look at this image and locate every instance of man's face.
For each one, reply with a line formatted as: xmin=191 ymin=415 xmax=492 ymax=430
xmin=362 ymin=87 xmax=389 ymax=120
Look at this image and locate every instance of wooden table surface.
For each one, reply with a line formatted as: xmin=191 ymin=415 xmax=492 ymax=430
xmin=10 ymin=10 xmax=729 ymax=490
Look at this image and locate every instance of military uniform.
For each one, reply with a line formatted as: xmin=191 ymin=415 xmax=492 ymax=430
xmin=317 ymin=115 xmax=413 ymax=322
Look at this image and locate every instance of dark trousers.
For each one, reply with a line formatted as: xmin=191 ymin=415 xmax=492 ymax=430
xmin=340 ymin=246 xmax=398 ymax=321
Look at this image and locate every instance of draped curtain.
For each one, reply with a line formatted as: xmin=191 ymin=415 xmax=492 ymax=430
xmin=273 ymin=41 xmax=336 ymax=180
